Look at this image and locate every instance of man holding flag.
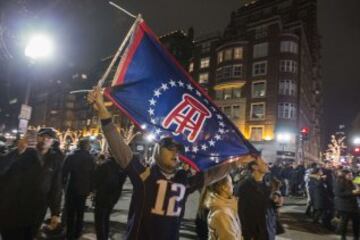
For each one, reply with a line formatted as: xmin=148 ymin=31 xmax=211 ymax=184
xmin=88 ymin=87 xmax=256 ymax=240
xmin=87 ymin=17 xmax=262 ymax=240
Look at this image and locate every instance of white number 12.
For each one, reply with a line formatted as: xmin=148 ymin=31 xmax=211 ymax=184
xmin=151 ymin=179 xmax=186 ymax=217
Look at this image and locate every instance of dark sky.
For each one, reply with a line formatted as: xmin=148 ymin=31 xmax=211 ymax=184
xmin=1 ymin=0 xmax=359 ymax=136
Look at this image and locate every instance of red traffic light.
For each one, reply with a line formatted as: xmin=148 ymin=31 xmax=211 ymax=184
xmin=300 ymin=127 xmax=309 ymax=134
xmin=355 ymin=147 xmax=360 ymax=153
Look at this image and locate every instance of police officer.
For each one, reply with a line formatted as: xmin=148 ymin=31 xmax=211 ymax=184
xmin=0 ymin=128 xmax=63 ymax=239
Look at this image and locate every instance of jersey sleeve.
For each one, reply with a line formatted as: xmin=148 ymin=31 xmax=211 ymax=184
xmin=186 ymin=172 xmax=205 ymax=194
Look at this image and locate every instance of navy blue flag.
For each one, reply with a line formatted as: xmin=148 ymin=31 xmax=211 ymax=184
xmin=105 ymin=20 xmax=258 ymax=171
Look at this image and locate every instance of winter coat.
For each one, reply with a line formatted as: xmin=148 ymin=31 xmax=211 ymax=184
xmin=236 ymin=177 xmax=270 ymax=240
xmin=0 ymin=147 xmax=63 ymax=228
xmin=334 ymin=179 xmax=359 ymax=212
xmin=94 ymin=158 xmax=127 ymax=207
xmin=62 ymin=149 xmax=95 ymax=196
xmin=310 ymin=177 xmax=331 ymax=210
xmin=205 ymin=192 xmax=241 ymax=240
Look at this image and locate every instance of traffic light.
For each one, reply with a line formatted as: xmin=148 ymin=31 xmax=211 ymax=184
xmin=300 ymin=127 xmax=310 ymax=141
xmin=353 ymin=147 xmax=360 ymax=157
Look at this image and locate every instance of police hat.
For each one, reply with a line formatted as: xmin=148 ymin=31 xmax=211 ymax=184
xmin=38 ymin=127 xmax=57 ymax=139
xmin=158 ymin=137 xmax=184 ymax=154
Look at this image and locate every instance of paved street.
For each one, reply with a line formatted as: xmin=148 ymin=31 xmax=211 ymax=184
xmin=37 ymin=180 xmax=342 ymax=240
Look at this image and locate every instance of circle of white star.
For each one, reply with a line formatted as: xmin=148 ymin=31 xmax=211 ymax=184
xmin=147 ymin=78 xmax=227 ymax=161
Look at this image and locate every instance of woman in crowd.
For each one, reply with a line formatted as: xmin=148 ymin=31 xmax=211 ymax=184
xmin=206 ymin=175 xmax=241 ymax=240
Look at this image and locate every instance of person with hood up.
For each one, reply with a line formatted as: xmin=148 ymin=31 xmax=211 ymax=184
xmin=206 ymin=175 xmax=241 ymax=240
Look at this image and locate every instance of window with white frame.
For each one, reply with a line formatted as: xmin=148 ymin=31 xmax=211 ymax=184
xmin=280 ymin=60 xmax=297 ymax=73
xmin=188 ymin=62 xmax=194 ymax=72
xmin=278 ymin=102 xmax=296 ymax=119
xmin=253 ymin=42 xmax=268 ymax=58
xmin=233 ymin=64 xmax=243 ymax=77
xmin=215 ymin=88 xmax=241 ymax=100
xmin=199 ymin=73 xmax=209 ymax=84
xmin=217 ymin=51 xmax=223 ymax=64
xmin=279 ymin=80 xmax=296 ymax=96
xmin=280 ymin=41 xmax=298 ymax=54
xmin=250 ymin=126 xmax=264 ymax=141
xmin=234 ymin=47 xmax=243 ymax=59
xmin=252 ymin=81 xmax=266 ymax=98
xmin=200 ymin=57 xmax=210 ymax=69
xmin=252 ymin=61 xmax=267 ymax=76
xmin=224 ymin=49 xmax=233 ymax=61
xmin=250 ymin=102 xmax=265 ymax=120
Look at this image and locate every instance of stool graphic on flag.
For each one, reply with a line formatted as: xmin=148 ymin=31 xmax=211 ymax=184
xmin=162 ymin=94 xmax=211 ymax=143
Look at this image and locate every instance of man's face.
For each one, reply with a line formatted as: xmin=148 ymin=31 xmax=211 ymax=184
xmin=158 ymin=145 xmax=180 ymax=172
xmin=37 ymin=135 xmax=53 ymax=151
xmin=255 ymin=158 xmax=269 ymax=174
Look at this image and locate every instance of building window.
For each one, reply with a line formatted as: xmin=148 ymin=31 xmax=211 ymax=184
xmin=200 ymin=57 xmax=210 ymax=69
xmin=188 ymin=62 xmax=194 ymax=72
xmin=224 ymin=49 xmax=233 ymax=61
xmin=215 ymin=90 xmax=223 ymax=100
xmin=201 ymin=42 xmax=211 ymax=53
xmin=224 ymin=106 xmax=232 ymax=118
xmin=233 ymin=64 xmax=243 ymax=78
xmin=234 ymin=47 xmax=243 ymax=59
xmin=255 ymin=25 xmax=268 ymax=39
xmin=250 ymin=126 xmax=264 ymax=141
xmin=223 ymin=66 xmax=232 ymax=79
xmin=215 ymin=88 xmax=241 ymax=100
xmin=278 ymin=102 xmax=296 ymax=119
xmin=252 ymin=61 xmax=267 ymax=76
xmin=253 ymin=42 xmax=268 ymax=58
xmin=250 ymin=102 xmax=265 ymax=120
xmin=280 ymin=60 xmax=297 ymax=73
xmin=280 ymin=41 xmax=298 ymax=54
xmin=199 ymin=73 xmax=209 ymax=84
xmin=224 ymin=88 xmax=232 ymax=100
xmin=279 ymin=80 xmax=296 ymax=96
xmin=252 ymin=81 xmax=266 ymax=98
xmin=233 ymin=88 xmax=241 ymax=98
xmin=217 ymin=51 xmax=223 ymax=64
xmin=216 ymin=67 xmax=223 ymax=80
xmin=232 ymin=105 xmax=241 ymax=119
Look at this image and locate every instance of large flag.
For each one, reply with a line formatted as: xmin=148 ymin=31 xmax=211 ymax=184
xmin=104 ymin=19 xmax=258 ymax=171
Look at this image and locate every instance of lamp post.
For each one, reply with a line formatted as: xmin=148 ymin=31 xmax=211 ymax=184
xmin=19 ymin=33 xmax=54 ymax=134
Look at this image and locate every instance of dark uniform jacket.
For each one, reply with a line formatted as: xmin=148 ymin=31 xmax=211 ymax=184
xmin=62 ymin=149 xmax=95 ymax=196
xmin=236 ymin=176 xmax=271 ymax=240
xmin=0 ymin=147 xmax=63 ymax=228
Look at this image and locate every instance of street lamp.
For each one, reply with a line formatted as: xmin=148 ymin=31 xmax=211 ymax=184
xmin=276 ymin=132 xmax=292 ymax=143
xmin=25 ymin=33 xmax=54 ymax=60
xmin=18 ymin=33 xmax=55 ymax=134
xmin=353 ymin=137 xmax=360 ymax=145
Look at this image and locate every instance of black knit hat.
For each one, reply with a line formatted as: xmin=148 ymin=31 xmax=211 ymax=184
xmin=38 ymin=128 xmax=57 ymax=139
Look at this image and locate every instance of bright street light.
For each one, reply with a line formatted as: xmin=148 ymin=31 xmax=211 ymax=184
xmin=276 ymin=132 xmax=292 ymax=143
xmin=24 ymin=33 xmax=54 ymax=60
xmin=353 ymin=137 xmax=360 ymax=145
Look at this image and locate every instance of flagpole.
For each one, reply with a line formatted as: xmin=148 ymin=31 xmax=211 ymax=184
xmin=97 ymin=5 xmax=142 ymax=87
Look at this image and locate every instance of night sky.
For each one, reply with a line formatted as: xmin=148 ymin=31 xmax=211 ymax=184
xmin=0 ymin=0 xmax=359 ymax=138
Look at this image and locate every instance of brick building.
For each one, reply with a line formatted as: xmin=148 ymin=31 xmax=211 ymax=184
xmin=189 ymin=0 xmax=322 ymax=164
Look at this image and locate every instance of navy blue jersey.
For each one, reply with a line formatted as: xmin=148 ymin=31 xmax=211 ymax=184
xmin=125 ymin=156 xmax=204 ymax=240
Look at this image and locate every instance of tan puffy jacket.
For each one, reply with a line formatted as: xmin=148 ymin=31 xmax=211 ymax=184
xmin=205 ymin=193 xmax=242 ymax=240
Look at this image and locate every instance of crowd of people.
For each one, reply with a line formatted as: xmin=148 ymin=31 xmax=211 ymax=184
xmin=0 ymin=87 xmax=359 ymax=240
